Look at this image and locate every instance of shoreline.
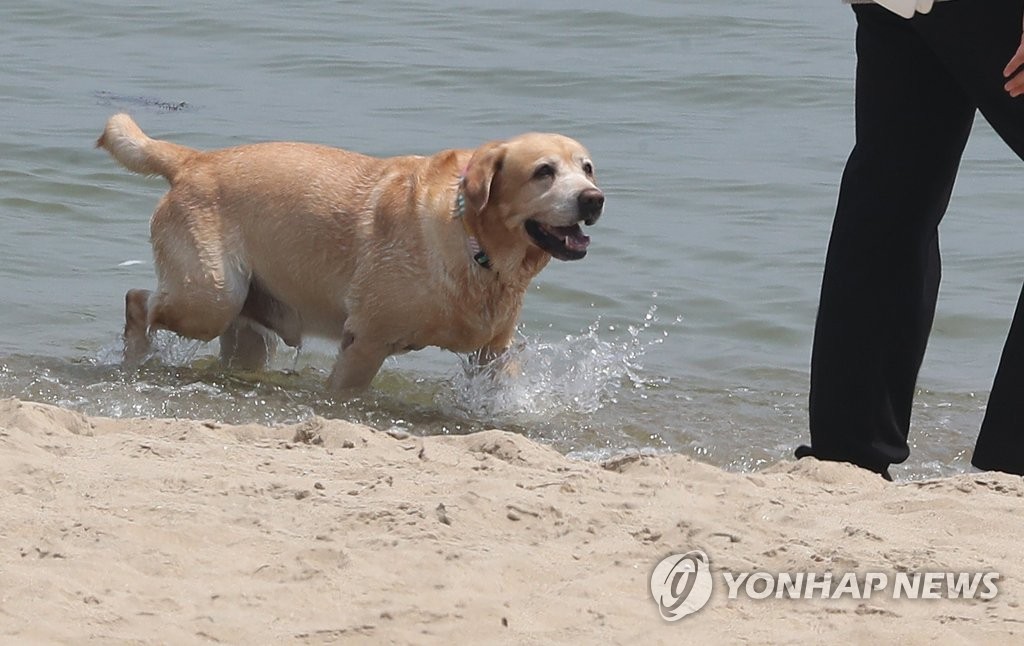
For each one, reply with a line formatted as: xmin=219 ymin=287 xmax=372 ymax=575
xmin=1 ymin=397 xmax=1020 ymax=643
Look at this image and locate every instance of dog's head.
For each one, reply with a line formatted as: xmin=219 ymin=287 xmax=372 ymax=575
xmin=463 ymin=133 xmax=603 ymax=262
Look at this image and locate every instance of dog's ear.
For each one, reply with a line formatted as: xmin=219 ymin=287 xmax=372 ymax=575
xmin=463 ymin=141 xmax=506 ymax=215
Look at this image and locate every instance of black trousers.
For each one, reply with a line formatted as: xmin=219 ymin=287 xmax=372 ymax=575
xmin=806 ymin=0 xmax=1024 ymax=476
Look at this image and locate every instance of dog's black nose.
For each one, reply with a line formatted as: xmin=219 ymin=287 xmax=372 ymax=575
xmin=578 ymin=188 xmax=604 ymax=225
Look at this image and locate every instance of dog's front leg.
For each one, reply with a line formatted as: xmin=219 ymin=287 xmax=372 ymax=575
xmin=326 ymin=331 xmax=389 ymax=396
xmin=476 ymin=325 xmax=521 ymax=379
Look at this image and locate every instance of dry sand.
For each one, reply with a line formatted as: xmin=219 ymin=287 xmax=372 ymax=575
xmin=0 ymin=397 xmax=1021 ymax=644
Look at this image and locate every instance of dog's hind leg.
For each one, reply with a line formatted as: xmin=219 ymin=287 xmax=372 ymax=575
xmin=134 ymin=195 xmax=252 ymax=348
xmin=219 ymin=318 xmax=277 ymax=371
xmin=218 ymin=277 xmax=304 ymax=371
xmin=124 ymin=288 xmax=154 ymax=365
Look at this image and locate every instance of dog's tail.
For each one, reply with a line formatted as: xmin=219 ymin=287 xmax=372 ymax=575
xmin=96 ymin=113 xmax=195 ymax=181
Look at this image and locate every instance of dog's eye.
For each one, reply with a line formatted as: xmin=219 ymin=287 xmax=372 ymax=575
xmin=582 ymin=161 xmax=594 ymax=176
xmin=532 ymin=163 xmax=555 ymax=180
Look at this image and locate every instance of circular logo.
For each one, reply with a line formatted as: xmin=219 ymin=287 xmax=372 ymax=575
xmin=650 ymin=550 xmax=713 ymax=621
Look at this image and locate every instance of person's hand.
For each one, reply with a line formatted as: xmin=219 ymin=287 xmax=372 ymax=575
xmin=1004 ymin=14 xmax=1024 ymax=96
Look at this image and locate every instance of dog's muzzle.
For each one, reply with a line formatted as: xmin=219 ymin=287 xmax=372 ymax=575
xmin=524 ymin=187 xmax=604 ymax=261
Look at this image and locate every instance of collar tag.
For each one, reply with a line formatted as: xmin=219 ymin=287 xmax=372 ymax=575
xmin=473 ymin=249 xmax=492 ymax=269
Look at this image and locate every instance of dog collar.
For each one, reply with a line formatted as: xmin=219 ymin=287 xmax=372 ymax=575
xmin=454 ymin=178 xmax=492 ymax=270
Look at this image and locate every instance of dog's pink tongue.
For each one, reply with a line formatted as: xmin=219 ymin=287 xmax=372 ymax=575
xmin=554 ymin=225 xmax=590 ymax=251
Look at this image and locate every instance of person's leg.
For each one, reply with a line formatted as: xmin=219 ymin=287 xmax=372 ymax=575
xmin=975 ymin=294 xmax=1024 ymax=473
xmin=804 ymin=5 xmax=975 ymax=477
xmin=913 ymin=0 xmax=1024 ymax=474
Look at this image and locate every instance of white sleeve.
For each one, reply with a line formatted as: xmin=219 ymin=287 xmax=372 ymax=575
xmin=873 ymin=0 xmax=917 ymax=18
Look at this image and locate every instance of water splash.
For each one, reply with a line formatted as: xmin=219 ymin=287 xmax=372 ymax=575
xmin=441 ymin=304 xmax=671 ymax=429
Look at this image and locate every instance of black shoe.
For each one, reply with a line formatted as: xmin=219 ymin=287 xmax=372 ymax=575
xmin=970 ymin=454 xmax=1024 ymax=476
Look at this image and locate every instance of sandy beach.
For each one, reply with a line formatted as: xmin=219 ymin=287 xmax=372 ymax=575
xmin=0 ymin=397 xmax=1021 ymax=644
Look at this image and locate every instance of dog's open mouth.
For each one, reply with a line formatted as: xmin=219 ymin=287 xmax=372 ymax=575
xmin=524 ymin=220 xmax=590 ymax=261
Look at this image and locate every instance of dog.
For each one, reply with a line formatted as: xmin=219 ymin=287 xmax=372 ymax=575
xmin=97 ymin=114 xmax=604 ymax=394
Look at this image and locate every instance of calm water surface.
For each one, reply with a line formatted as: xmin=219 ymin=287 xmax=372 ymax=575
xmin=2 ymin=1 xmax=1022 ymax=479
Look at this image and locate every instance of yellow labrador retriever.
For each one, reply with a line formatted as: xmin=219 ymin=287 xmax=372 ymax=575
xmin=97 ymin=114 xmax=603 ymax=394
